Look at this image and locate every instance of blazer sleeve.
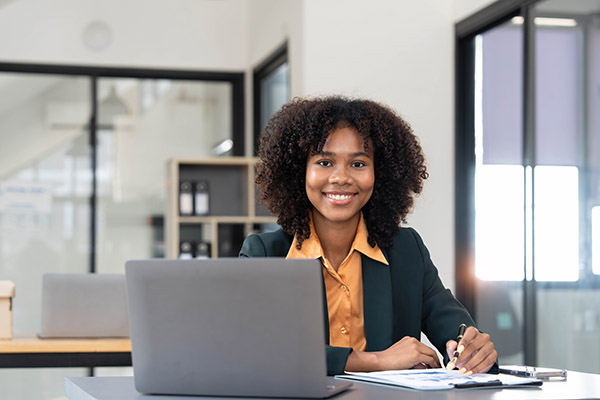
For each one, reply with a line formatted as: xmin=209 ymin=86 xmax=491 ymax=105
xmin=325 ymin=346 xmax=352 ymax=376
xmin=238 ymin=233 xmax=353 ymax=376
xmin=408 ymin=229 xmax=498 ymax=372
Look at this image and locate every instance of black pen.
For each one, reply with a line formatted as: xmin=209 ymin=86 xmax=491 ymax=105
xmin=446 ymin=323 xmax=467 ymax=370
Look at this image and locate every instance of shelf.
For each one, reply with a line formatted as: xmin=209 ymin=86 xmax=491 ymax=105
xmin=165 ymin=157 xmax=278 ymax=258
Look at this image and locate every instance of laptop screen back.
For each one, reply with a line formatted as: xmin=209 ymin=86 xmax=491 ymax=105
xmin=125 ymin=258 xmax=330 ymax=398
xmin=40 ymin=273 xmax=129 ymax=338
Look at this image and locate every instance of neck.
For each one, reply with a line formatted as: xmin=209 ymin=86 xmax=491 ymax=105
xmin=312 ymin=212 xmax=360 ymax=270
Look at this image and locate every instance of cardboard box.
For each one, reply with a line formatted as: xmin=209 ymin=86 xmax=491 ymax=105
xmin=0 ymin=280 xmax=15 ymax=340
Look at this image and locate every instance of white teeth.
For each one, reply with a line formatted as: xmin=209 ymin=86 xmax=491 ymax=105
xmin=326 ymin=194 xmax=352 ymax=200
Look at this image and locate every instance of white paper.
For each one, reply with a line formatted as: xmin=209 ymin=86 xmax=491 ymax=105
xmin=336 ymin=368 xmax=541 ymax=391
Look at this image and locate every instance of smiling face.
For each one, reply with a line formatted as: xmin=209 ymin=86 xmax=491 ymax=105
xmin=305 ymin=126 xmax=375 ymax=229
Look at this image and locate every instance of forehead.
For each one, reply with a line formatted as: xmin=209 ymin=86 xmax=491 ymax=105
xmin=320 ymin=127 xmax=373 ymax=154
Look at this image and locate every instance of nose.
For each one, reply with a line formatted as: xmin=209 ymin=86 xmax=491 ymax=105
xmin=329 ymin=165 xmax=353 ymax=185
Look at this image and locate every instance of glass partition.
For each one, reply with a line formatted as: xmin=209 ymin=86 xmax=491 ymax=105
xmin=0 ymin=72 xmax=91 ymax=398
xmin=459 ymin=0 xmax=600 ymax=373
xmin=532 ymin=0 xmax=600 ymax=373
xmin=473 ymin=18 xmax=526 ymax=365
xmin=0 ymin=73 xmax=91 ymax=332
xmin=95 ymin=78 xmax=232 ymax=273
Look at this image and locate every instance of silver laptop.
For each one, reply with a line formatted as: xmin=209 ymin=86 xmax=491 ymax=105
xmin=125 ymin=258 xmax=352 ymax=398
xmin=40 ymin=273 xmax=129 ymax=338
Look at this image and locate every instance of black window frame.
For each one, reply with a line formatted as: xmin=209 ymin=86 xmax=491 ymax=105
xmin=252 ymin=42 xmax=288 ymax=155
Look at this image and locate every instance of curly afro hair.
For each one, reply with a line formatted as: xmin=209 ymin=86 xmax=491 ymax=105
xmin=256 ymin=96 xmax=428 ymax=250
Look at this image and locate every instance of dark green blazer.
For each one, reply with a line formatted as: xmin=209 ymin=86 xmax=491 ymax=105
xmin=239 ymin=227 xmax=485 ymax=375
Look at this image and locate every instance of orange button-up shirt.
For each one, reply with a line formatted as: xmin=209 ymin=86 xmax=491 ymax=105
xmin=286 ymin=213 xmax=389 ymax=351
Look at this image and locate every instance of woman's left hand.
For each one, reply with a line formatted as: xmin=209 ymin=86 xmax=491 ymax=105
xmin=445 ymin=326 xmax=497 ymax=375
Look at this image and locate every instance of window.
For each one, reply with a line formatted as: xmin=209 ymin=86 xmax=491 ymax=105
xmin=473 ymin=15 xmax=584 ymax=283
xmin=253 ymin=43 xmax=290 ymax=154
xmin=456 ymin=0 xmax=600 ymax=373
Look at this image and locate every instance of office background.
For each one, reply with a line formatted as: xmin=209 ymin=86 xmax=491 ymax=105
xmin=1 ymin=0 xmax=598 ymax=399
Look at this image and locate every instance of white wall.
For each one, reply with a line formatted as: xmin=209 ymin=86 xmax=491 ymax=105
xmin=455 ymin=0 xmax=498 ymax=22
xmin=0 ymin=0 xmax=249 ymax=70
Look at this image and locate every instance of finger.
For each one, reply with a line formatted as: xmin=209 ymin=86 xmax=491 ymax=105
xmin=464 ymin=351 xmax=497 ymax=375
xmin=390 ymin=337 xmax=441 ymax=369
xmin=400 ymin=335 xmax=428 ymax=345
xmin=478 ymin=357 xmax=498 ymax=374
xmin=446 ymin=339 xmax=463 ymax=369
xmin=460 ymin=326 xmax=479 ymax=343
xmin=398 ymin=336 xmax=437 ymax=355
xmin=424 ymin=348 xmax=442 ymax=368
xmin=453 ymin=327 xmax=477 ymax=360
xmin=413 ymin=341 xmax=442 ymax=368
xmin=461 ymin=342 xmax=497 ymax=372
xmin=457 ymin=331 xmax=489 ymax=367
xmin=446 ymin=340 xmax=458 ymax=358
xmin=461 ymin=342 xmax=496 ymax=374
xmin=456 ymin=326 xmax=478 ymax=349
xmin=416 ymin=353 xmax=441 ymax=369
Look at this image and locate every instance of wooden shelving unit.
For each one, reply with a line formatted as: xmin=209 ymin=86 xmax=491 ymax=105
xmin=165 ymin=157 xmax=277 ymax=258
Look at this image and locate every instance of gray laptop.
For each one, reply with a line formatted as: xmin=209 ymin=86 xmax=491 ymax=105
xmin=40 ymin=273 xmax=129 ymax=338
xmin=125 ymin=258 xmax=352 ymax=398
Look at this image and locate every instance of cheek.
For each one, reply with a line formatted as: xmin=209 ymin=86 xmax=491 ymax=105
xmin=360 ymin=172 xmax=375 ymax=193
xmin=305 ymin=168 xmax=322 ymax=190
xmin=305 ymin=174 xmax=320 ymax=208
xmin=305 ymin=171 xmax=316 ymax=201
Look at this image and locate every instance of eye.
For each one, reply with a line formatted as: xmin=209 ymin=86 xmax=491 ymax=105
xmin=318 ymin=160 xmax=332 ymax=167
xmin=351 ymin=161 xmax=366 ymax=168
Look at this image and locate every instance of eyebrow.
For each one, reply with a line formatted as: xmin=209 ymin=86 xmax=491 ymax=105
xmin=317 ymin=151 xmax=372 ymax=158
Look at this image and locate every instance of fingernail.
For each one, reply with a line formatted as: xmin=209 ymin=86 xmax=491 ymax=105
xmin=459 ymin=367 xmax=467 ymax=374
xmin=457 ymin=345 xmax=465 ymax=353
xmin=446 ymin=362 xmax=455 ymax=370
xmin=465 ymin=371 xmax=473 ymax=376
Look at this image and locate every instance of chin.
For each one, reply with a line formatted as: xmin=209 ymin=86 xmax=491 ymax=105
xmin=322 ymin=211 xmax=360 ymax=224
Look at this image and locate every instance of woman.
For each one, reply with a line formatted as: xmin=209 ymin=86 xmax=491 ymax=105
xmin=239 ymin=96 xmax=497 ymax=375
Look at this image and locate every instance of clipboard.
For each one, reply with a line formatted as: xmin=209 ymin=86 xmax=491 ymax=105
xmin=336 ymin=368 xmax=543 ymax=390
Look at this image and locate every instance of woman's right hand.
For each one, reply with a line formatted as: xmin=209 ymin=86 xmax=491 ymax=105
xmin=345 ymin=336 xmax=441 ymax=372
xmin=375 ymin=336 xmax=441 ymax=370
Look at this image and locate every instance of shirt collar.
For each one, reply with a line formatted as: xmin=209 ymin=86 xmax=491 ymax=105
xmin=286 ymin=212 xmax=389 ymax=266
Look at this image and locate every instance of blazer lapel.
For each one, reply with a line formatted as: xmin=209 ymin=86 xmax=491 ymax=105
xmin=361 ymin=254 xmax=393 ymax=351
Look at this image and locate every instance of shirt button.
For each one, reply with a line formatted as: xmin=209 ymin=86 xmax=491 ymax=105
xmin=340 ymin=285 xmax=347 ymax=292
xmin=340 ymin=326 xmax=348 ymax=334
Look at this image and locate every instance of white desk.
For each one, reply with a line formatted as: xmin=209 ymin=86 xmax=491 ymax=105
xmin=65 ymin=371 xmax=600 ymax=400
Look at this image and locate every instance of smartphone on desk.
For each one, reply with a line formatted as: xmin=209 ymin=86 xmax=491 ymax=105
xmin=499 ymin=365 xmax=567 ymax=380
